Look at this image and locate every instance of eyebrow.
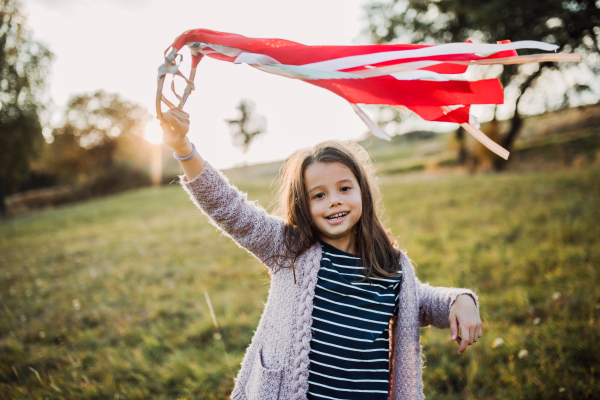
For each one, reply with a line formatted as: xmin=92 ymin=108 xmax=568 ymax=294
xmin=308 ymin=179 xmax=354 ymax=194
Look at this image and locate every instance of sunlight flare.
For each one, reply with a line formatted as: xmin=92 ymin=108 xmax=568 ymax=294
xmin=144 ymin=120 xmax=163 ymax=145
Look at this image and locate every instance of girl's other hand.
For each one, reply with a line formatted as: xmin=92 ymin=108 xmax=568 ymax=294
xmin=159 ymin=108 xmax=190 ymax=150
xmin=449 ymin=294 xmax=482 ymax=355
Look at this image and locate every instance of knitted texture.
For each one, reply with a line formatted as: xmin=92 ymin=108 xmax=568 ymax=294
xmin=181 ymin=162 xmax=479 ymax=400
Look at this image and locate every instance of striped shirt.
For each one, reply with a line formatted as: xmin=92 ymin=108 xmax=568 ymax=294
xmin=307 ymin=241 xmax=403 ymax=400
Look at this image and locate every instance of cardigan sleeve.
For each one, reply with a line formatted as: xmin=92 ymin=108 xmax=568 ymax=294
xmin=180 ymin=162 xmax=287 ymax=270
xmin=415 ymin=275 xmax=479 ymax=328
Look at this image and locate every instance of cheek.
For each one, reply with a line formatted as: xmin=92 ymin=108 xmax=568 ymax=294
xmin=354 ymin=206 xmax=363 ymax=222
xmin=310 ymin=202 xmax=324 ymax=218
xmin=351 ymin=195 xmax=363 ymax=215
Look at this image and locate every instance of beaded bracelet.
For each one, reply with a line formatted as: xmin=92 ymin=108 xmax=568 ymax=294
xmin=173 ymin=143 xmax=196 ymax=161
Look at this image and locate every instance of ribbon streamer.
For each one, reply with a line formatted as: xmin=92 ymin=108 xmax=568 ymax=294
xmin=157 ymin=29 xmax=581 ymax=160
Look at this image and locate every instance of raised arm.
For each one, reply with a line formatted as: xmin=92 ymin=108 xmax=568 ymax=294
xmin=160 ymin=108 xmax=205 ymax=183
xmin=160 ymin=109 xmax=287 ymax=269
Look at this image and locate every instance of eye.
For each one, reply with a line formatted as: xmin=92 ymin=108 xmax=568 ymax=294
xmin=312 ymin=193 xmax=325 ymax=200
xmin=340 ymin=186 xmax=351 ymax=192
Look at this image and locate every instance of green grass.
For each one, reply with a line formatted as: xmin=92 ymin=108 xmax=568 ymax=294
xmin=1 ymin=167 xmax=599 ymax=399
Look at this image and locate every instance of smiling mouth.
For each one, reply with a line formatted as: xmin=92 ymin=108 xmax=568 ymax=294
xmin=326 ymin=212 xmax=349 ymax=220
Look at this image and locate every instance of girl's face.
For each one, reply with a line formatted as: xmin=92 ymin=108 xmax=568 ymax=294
xmin=304 ymin=162 xmax=362 ymax=252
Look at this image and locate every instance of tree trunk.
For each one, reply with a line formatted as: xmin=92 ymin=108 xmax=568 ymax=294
xmin=456 ymin=126 xmax=468 ymax=166
xmin=493 ymin=66 xmax=545 ymax=171
xmin=0 ymin=183 xmax=6 ymax=217
xmin=493 ymin=111 xmax=522 ymax=171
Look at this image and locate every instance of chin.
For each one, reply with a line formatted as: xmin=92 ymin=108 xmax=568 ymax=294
xmin=323 ymin=227 xmax=353 ymax=239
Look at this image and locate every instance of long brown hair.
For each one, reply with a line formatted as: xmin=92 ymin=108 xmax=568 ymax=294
xmin=268 ymin=140 xmax=400 ymax=283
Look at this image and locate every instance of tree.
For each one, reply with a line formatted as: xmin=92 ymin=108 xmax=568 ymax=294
xmin=364 ymin=0 xmax=600 ymax=170
xmin=0 ymin=0 xmax=52 ymax=214
xmin=46 ymin=90 xmax=149 ymax=182
xmin=225 ymin=99 xmax=267 ymax=154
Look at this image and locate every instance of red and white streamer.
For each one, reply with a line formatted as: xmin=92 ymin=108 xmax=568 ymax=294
xmin=162 ymin=29 xmax=575 ymax=160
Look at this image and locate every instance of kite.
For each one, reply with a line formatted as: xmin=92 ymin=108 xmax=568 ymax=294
xmin=156 ymin=29 xmax=580 ymax=160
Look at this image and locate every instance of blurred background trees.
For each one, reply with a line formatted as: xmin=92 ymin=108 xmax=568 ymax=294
xmin=364 ymin=0 xmax=600 ymax=170
xmin=45 ymin=90 xmax=151 ymax=192
xmin=0 ymin=1 xmax=151 ymax=215
xmin=225 ymin=99 xmax=267 ymax=154
xmin=0 ymin=0 xmax=52 ymax=214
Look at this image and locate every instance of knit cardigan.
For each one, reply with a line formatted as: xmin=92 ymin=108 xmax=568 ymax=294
xmin=180 ymin=162 xmax=479 ymax=400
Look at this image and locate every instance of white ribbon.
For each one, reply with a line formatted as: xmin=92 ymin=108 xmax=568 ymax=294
xmin=439 ymin=106 xmax=507 ymax=158
xmin=461 ymin=122 xmax=509 ymax=159
xmin=234 ymin=52 xmax=281 ymax=65
xmin=390 ymin=70 xmax=466 ymax=81
xmin=188 ymin=42 xmax=244 ymax=58
xmin=350 ymin=104 xmax=391 ymax=141
xmin=234 ymin=52 xmax=363 ymax=80
xmin=157 ymin=63 xmax=179 ymax=78
xmin=469 ymin=113 xmax=481 ymax=129
xmin=303 ymin=40 xmax=558 ymax=72
xmin=254 ymin=64 xmax=363 ymax=80
xmin=352 ymin=61 xmax=443 ymax=78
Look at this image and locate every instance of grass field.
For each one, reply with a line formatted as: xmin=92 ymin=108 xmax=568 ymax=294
xmin=1 ymin=165 xmax=599 ymax=399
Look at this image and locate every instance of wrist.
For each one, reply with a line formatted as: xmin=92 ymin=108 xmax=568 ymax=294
xmin=171 ymin=139 xmax=193 ymax=157
xmin=455 ymin=293 xmax=476 ymax=307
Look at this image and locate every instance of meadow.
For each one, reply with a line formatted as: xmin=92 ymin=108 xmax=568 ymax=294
xmin=1 ymin=163 xmax=599 ymax=399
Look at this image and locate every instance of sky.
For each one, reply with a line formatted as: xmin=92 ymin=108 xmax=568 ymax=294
xmin=22 ymin=0 xmax=497 ymax=169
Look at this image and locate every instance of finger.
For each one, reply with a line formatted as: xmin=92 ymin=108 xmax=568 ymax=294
xmin=163 ymin=112 xmax=187 ymax=132
xmin=162 ymin=111 xmax=179 ymax=126
xmin=457 ymin=335 xmax=468 ymax=354
xmin=478 ymin=324 xmax=482 ymax=338
xmin=173 ymin=108 xmax=189 ymax=117
xmin=168 ymin=108 xmax=187 ymax=121
xmin=167 ymin=108 xmax=189 ymax=121
xmin=449 ymin=314 xmax=458 ymax=342
xmin=469 ymin=326 xmax=476 ymax=344
xmin=166 ymin=111 xmax=190 ymax=130
xmin=159 ymin=121 xmax=173 ymax=134
xmin=461 ymin=328 xmax=471 ymax=348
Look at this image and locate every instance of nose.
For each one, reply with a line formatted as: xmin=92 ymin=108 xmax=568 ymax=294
xmin=330 ymin=196 xmax=343 ymax=207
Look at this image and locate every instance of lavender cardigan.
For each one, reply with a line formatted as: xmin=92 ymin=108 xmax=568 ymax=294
xmin=181 ymin=162 xmax=479 ymax=400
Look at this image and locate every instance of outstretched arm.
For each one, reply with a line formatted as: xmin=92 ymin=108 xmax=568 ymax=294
xmin=415 ymin=275 xmax=482 ymax=354
xmin=160 ymin=109 xmax=286 ymax=269
xmin=449 ymin=294 xmax=482 ymax=354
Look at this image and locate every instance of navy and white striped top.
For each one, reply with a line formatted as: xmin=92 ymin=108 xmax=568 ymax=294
xmin=307 ymin=241 xmax=403 ymax=400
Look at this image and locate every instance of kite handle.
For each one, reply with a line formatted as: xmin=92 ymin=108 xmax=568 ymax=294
xmin=156 ymin=47 xmax=203 ymax=124
xmin=156 ymin=75 xmax=167 ymax=124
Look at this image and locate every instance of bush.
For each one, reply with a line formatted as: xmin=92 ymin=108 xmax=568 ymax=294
xmin=6 ymin=163 xmax=151 ymax=213
xmin=78 ymin=163 xmax=152 ymax=198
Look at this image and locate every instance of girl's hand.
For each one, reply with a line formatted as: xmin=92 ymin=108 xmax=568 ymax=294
xmin=158 ymin=108 xmax=205 ymax=180
xmin=449 ymin=294 xmax=482 ymax=355
xmin=159 ymin=108 xmax=190 ymax=151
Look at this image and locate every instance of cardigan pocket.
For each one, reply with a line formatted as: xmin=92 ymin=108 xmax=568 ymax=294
xmin=244 ymin=347 xmax=283 ymax=400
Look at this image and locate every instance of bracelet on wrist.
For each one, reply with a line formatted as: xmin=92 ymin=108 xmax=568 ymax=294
xmin=173 ymin=143 xmax=196 ymax=161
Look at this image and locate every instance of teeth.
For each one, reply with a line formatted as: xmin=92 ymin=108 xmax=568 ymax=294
xmin=327 ymin=212 xmax=348 ymax=220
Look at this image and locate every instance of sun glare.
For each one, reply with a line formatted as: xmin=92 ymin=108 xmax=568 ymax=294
xmin=144 ymin=121 xmax=163 ymax=144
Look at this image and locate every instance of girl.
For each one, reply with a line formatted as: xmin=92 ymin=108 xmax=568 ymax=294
xmin=160 ymin=108 xmax=482 ymax=400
